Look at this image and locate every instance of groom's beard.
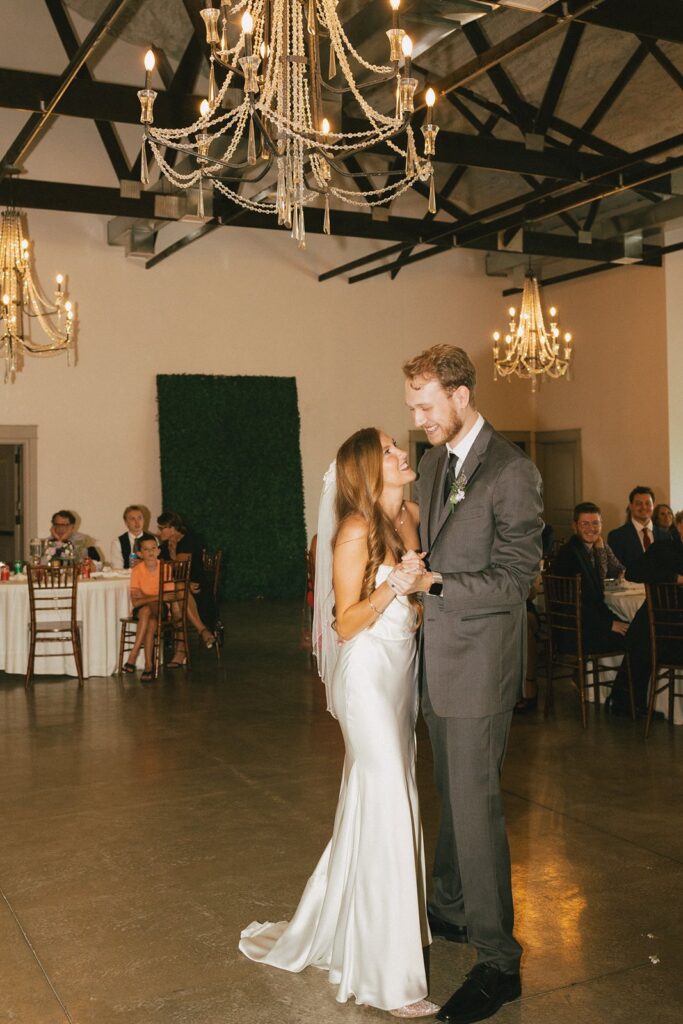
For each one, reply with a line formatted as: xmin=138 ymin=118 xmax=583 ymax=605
xmin=442 ymin=408 xmax=464 ymax=445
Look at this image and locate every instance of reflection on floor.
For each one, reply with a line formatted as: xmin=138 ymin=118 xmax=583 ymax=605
xmin=0 ymin=600 xmax=681 ymax=1024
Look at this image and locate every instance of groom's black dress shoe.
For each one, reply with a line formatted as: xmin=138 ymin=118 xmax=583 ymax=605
xmin=436 ymin=963 xmax=521 ymax=1024
xmin=427 ymin=910 xmax=468 ymax=944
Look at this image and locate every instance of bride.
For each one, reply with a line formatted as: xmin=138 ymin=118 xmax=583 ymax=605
xmin=239 ymin=427 xmax=440 ymax=1017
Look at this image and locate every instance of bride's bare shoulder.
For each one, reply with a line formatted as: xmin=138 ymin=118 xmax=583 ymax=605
xmin=336 ymin=513 xmax=369 ymax=547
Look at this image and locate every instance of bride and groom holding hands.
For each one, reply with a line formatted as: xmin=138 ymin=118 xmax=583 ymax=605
xmin=240 ymin=345 xmax=543 ymax=1022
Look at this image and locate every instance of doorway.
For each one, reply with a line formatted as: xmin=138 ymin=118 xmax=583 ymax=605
xmin=0 ymin=426 xmax=37 ymax=562
xmin=535 ymin=430 xmax=582 ymax=544
xmin=0 ymin=445 xmax=22 ymax=563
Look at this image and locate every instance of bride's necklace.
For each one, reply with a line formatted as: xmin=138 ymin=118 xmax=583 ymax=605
xmin=392 ymin=502 xmax=407 ymax=536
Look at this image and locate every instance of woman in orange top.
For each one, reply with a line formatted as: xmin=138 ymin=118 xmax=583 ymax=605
xmin=124 ymin=537 xmax=165 ymax=681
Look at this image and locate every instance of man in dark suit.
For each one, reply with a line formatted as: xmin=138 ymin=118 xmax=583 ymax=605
xmin=403 ymin=345 xmax=543 ymax=1024
xmin=552 ymin=502 xmax=629 ymax=655
xmin=607 ymin=487 xmax=670 ymax=576
xmin=610 ymin=522 xmax=683 ymax=716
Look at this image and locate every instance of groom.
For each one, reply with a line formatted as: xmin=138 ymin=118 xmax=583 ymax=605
xmin=403 ymin=345 xmax=543 ymax=1023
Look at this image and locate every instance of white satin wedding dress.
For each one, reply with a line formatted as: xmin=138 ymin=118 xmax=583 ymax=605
xmin=239 ymin=566 xmax=430 ymax=1010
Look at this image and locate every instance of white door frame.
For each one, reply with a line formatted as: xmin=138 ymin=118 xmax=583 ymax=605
xmin=0 ymin=425 xmax=37 ymax=558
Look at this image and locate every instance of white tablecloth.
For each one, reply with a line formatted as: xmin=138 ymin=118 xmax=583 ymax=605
xmin=0 ymin=576 xmax=132 ymax=678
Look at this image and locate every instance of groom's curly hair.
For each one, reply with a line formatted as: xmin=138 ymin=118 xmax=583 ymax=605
xmin=402 ymin=344 xmax=476 ymax=404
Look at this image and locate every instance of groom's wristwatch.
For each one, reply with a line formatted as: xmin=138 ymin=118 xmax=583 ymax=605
xmin=428 ymin=571 xmax=444 ymax=597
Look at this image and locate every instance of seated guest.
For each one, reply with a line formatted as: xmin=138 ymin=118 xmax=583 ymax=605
xmin=157 ymin=512 xmax=216 ymax=659
xmin=123 ymin=536 xmax=165 ymax=682
xmin=609 ymin=525 xmax=683 ymax=717
xmin=42 ymin=510 xmax=101 ymax=565
xmin=653 ymin=502 xmax=678 ymax=542
xmin=110 ymin=505 xmax=156 ymax=568
xmin=552 ymin=502 xmax=629 ymax=655
xmin=607 ymin=486 xmax=670 ymax=575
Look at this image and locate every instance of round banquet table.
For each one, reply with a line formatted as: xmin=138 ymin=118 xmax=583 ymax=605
xmin=0 ymin=574 xmax=132 ymax=678
xmin=591 ymin=583 xmax=683 ymax=724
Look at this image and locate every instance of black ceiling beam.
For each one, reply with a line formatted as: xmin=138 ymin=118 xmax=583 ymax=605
xmin=0 ymin=177 xmax=176 ymax=220
xmin=43 ymin=0 xmax=130 ymax=181
xmin=583 ymin=199 xmax=601 ymax=232
xmin=433 ymin=0 xmax=608 ymax=97
xmin=581 ymin=41 xmax=649 ymax=136
xmin=642 ymin=38 xmax=683 ymax=92
xmin=145 ymin=217 xmax=221 ymax=269
xmin=0 ymin=0 xmax=135 ymax=182
xmin=534 ymin=22 xmax=585 ymax=136
xmin=342 ymin=117 xmax=616 ymax=179
xmin=461 ymin=20 xmax=531 ymax=134
xmin=576 ymin=0 xmax=683 ymax=46
xmin=0 ymin=176 xmax=440 ymax=244
xmin=346 ymin=230 xmax=663 ymax=286
xmin=0 ymin=68 xmax=202 ymax=129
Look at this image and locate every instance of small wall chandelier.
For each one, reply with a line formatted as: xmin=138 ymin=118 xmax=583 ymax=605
xmin=1 ymin=204 xmax=75 ymax=383
xmin=138 ymin=0 xmax=439 ymax=248
xmin=492 ymin=274 xmax=573 ymax=392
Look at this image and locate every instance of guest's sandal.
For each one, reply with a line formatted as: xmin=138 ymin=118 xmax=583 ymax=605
xmin=122 ymin=662 xmax=136 ymax=674
xmin=141 ymin=670 xmax=154 ymax=681
xmin=200 ymin=629 xmax=216 ymax=649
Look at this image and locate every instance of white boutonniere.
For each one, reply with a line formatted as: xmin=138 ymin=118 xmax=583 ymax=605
xmin=449 ymin=471 xmax=468 ymax=513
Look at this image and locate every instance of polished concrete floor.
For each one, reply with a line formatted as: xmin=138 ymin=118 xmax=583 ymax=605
xmin=1 ymin=601 xmax=682 ymax=1024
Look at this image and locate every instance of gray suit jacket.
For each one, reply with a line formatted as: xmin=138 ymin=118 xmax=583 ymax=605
xmin=417 ymin=420 xmax=543 ymax=718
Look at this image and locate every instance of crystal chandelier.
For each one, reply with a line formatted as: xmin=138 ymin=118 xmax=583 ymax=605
xmin=138 ymin=0 xmax=439 ymax=247
xmin=1 ymin=205 xmax=75 ymax=383
xmin=492 ymin=274 xmax=573 ymax=392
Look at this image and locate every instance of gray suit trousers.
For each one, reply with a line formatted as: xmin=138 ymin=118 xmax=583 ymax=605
xmin=422 ymin=684 xmax=522 ymax=972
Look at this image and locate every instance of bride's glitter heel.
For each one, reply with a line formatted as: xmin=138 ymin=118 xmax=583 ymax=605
xmin=389 ymin=999 xmax=440 ymax=1018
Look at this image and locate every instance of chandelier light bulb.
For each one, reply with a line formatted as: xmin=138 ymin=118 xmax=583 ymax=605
xmin=200 ymin=99 xmax=211 ymax=117
xmin=425 ymin=87 xmax=436 ymax=110
xmin=564 ymin=332 xmax=572 ymax=343
xmin=144 ymin=49 xmax=155 ymax=72
xmin=508 ymin=307 xmax=516 ymax=318
xmin=402 ymin=34 xmax=413 ymax=57
xmin=20 ymin=238 xmax=29 ymax=251
xmin=242 ymin=11 xmax=254 ymax=34
xmin=549 ymin=306 xmax=557 ymax=318
xmin=492 ymin=331 xmax=500 ymax=342
xmin=2 ymin=294 xmax=9 ymax=307
xmin=390 ymin=0 xmax=400 ymax=9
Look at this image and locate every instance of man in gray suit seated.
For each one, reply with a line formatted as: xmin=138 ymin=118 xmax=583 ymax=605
xmin=403 ymin=345 xmax=543 ymax=1024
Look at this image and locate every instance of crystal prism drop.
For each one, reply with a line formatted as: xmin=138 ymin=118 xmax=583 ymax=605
xmin=197 ymin=178 xmax=205 ymax=219
xmin=328 ymin=43 xmax=336 ymax=80
xmin=208 ymin=62 xmax=217 ymax=106
xmin=323 ymin=194 xmax=331 ymax=235
xmin=299 ymin=205 xmax=306 ymax=250
xmin=428 ymin=167 xmax=436 ymax=214
xmin=247 ymin=116 xmax=257 ymax=165
xmin=140 ymin=140 xmax=149 ymax=186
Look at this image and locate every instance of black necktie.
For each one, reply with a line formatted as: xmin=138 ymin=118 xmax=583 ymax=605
xmin=443 ymin=452 xmax=458 ymax=506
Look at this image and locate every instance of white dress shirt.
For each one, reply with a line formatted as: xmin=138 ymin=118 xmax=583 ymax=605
xmin=110 ymin=531 xmax=145 ymax=569
xmin=446 ymin=412 xmax=485 ymax=469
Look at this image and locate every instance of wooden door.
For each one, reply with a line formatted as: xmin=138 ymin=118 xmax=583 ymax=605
xmin=0 ymin=444 xmax=22 ymax=563
xmin=535 ymin=430 xmax=582 ymax=544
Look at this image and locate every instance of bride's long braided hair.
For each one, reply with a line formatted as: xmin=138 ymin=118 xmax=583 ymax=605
xmin=334 ymin=427 xmax=422 ymax=627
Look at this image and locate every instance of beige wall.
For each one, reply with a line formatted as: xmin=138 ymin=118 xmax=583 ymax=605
xmin=664 ymin=236 xmax=683 ymax=512
xmin=1 ymin=208 xmax=533 ymax=553
xmin=534 ymin=265 xmax=670 ymax=533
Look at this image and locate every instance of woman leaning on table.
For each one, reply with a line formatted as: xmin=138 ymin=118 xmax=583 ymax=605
xmin=156 ymin=511 xmax=216 ymax=661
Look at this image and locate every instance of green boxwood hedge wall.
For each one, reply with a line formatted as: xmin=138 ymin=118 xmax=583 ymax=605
xmin=157 ymin=374 xmax=307 ymax=599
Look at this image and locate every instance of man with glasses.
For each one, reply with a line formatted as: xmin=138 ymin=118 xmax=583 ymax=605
xmin=42 ymin=510 xmax=101 ymax=566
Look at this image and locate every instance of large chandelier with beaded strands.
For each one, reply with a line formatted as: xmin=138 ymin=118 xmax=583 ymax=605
xmin=137 ymin=0 xmax=440 ymax=248
xmin=0 ymin=200 xmax=75 ymax=384
xmin=492 ymin=274 xmax=573 ymax=393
